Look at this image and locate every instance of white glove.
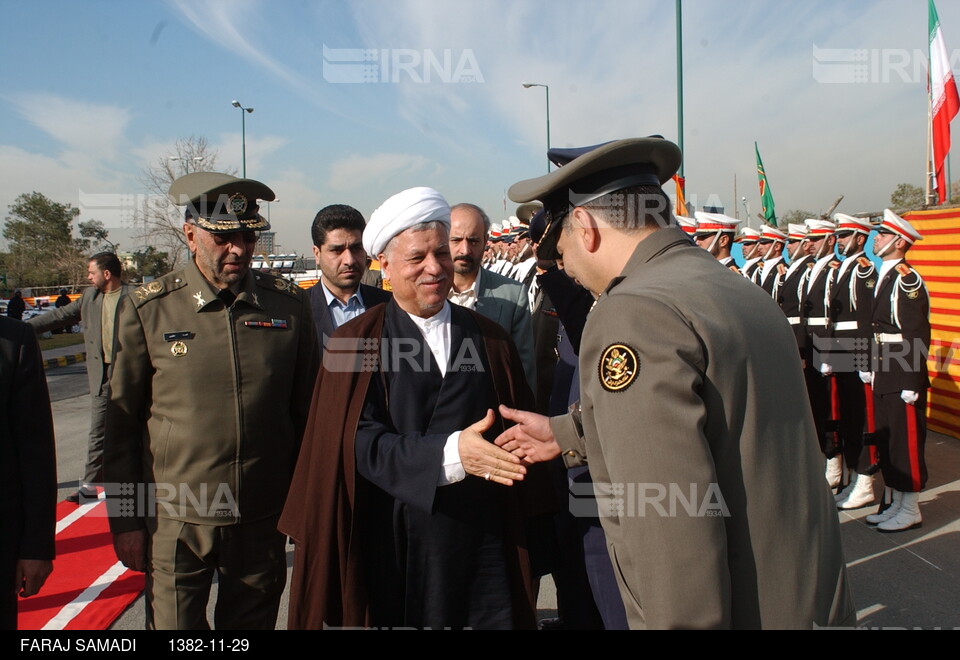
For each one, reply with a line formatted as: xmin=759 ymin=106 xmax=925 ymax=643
xmin=819 ymin=363 xmax=833 ymax=376
xmin=900 ymin=390 xmax=919 ymax=405
xmin=858 ymin=371 xmax=874 ymax=385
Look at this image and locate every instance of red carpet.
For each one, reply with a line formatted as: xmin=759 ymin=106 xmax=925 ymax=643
xmin=17 ymin=494 xmax=144 ymax=630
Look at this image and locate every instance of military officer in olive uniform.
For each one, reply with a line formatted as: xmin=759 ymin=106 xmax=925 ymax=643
xmin=103 ymin=172 xmax=318 ymax=629
xmin=496 ymin=137 xmax=854 ymax=629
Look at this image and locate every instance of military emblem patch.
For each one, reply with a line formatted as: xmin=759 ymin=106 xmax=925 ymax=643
xmin=907 ymin=290 xmax=919 ymax=299
xmin=228 ymin=193 xmax=248 ymax=216
xmin=866 ymin=279 xmax=876 ymax=289
xmin=171 ymin=341 xmax=188 ymax=357
xmin=598 ymin=343 xmax=639 ymax=392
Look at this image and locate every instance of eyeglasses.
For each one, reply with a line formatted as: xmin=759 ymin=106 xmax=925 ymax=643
xmin=211 ymin=230 xmax=259 ymax=246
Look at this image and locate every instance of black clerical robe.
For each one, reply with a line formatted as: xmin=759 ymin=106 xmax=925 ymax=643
xmin=279 ymin=300 xmax=540 ymax=630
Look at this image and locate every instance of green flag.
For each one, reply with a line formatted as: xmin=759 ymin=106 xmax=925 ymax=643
xmin=755 ymin=142 xmax=776 ymax=224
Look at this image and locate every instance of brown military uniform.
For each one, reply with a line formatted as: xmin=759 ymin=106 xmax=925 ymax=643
xmin=104 ymin=257 xmax=317 ymax=628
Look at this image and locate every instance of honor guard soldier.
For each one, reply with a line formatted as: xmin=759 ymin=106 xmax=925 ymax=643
xmin=864 ymin=210 xmax=930 ymax=532
xmin=103 ymin=172 xmax=318 ymax=629
xmin=737 ymin=227 xmax=763 ymax=280
xmin=693 ymin=212 xmax=742 ymax=272
xmin=801 ymin=218 xmax=842 ymax=486
xmin=828 ymin=214 xmax=879 ymax=510
xmin=496 ymin=136 xmax=853 ymax=629
xmin=755 ymin=225 xmax=788 ymax=298
xmin=778 ymin=223 xmax=814 ymax=355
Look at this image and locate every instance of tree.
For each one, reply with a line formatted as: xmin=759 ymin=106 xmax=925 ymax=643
xmin=890 ymin=183 xmax=925 ymax=209
xmin=126 ymin=246 xmax=173 ymax=281
xmin=3 ymin=192 xmax=87 ymax=288
xmin=131 ymin=136 xmax=233 ymax=269
xmin=78 ymin=219 xmax=118 ymax=252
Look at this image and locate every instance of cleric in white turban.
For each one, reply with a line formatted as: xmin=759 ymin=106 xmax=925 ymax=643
xmin=280 ymin=184 xmax=540 ymax=631
xmin=363 ymin=186 xmax=451 ymax=258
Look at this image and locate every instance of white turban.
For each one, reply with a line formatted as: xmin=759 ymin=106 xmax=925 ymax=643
xmin=363 ymin=187 xmax=451 ymax=257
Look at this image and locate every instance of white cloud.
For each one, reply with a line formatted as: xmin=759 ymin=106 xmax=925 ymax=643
xmin=4 ymin=92 xmax=131 ymax=159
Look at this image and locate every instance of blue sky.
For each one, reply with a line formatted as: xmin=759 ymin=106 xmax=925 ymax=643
xmin=2 ymin=0 xmax=959 ymax=255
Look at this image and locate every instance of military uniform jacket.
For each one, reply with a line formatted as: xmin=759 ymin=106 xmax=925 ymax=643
xmin=549 ymin=228 xmax=853 ymax=629
xmin=104 ymin=259 xmax=318 ymax=532
xmin=870 ymin=260 xmax=930 ymax=395
xmin=758 ymin=256 xmax=787 ymax=300
xmin=778 ymin=255 xmax=813 ymax=352
xmin=828 ymin=254 xmax=875 ymax=335
xmin=28 ymin=283 xmax=135 ymax=396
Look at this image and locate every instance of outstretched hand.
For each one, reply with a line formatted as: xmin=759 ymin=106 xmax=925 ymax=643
xmin=458 ymin=409 xmax=527 ymax=486
xmin=494 ymin=405 xmax=561 ymax=464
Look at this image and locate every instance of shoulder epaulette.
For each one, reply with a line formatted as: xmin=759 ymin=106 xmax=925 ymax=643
xmin=131 ymin=272 xmax=186 ymax=306
xmin=254 ymin=272 xmax=304 ymax=298
xmin=895 ymin=263 xmax=911 ymax=277
xmin=857 ymin=256 xmax=871 ymax=268
xmin=829 ymin=260 xmax=841 ymax=269
xmin=806 ymin=262 xmax=815 ymax=269
xmin=729 ymin=265 xmax=741 ymax=274
xmin=777 ymin=263 xmax=787 ymax=276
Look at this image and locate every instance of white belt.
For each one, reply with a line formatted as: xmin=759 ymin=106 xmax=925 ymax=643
xmin=876 ymin=332 xmax=903 ymax=343
xmin=787 ymin=316 xmax=801 ymax=325
xmin=833 ymin=321 xmax=859 ymax=331
xmin=806 ymin=317 xmax=828 ymax=327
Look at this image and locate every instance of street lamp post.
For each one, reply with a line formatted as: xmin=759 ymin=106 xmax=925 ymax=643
xmin=169 ymin=156 xmax=205 ymax=174
xmin=231 ymin=100 xmax=254 ymax=177
xmin=522 ymin=82 xmax=551 ymax=173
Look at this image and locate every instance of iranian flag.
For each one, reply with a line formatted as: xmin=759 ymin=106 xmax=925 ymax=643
xmin=930 ymin=0 xmax=960 ymax=204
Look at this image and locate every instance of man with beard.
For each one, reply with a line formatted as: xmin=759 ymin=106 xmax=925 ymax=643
xmin=693 ymin=212 xmax=741 ymax=272
xmin=755 ymin=225 xmax=789 ymax=298
xmin=825 ymin=214 xmax=878 ymax=510
xmin=448 ymin=203 xmax=535 ymax=390
xmin=279 ymin=187 xmax=539 ymax=629
xmin=802 ymin=218 xmax=842 ymax=486
xmin=738 ymin=227 xmax=763 ymax=280
xmin=307 ymin=204 xmax=391 ymax=351
xmin=28 ymin=252 xmax=134 ymax=503
xmin=104 ymin=172 xmax=317 ymax=629
xmin=778 ymin=223 xmax=815 ymax=356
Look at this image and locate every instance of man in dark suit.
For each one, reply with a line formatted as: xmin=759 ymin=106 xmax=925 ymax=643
xmin=28 ymin=252 xmax=134 ymax=503
xmin=0 ymin=316 xmax=56 ymax=629
xmin=448 ymin=203 xmax=535 ymax=390
xmin=307 ymin=204 xmax=391 ymax=351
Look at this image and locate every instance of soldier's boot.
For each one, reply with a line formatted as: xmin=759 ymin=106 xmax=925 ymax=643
xmin=825 ymin=456 xmax=843 ymax=489
xmin=877 ymin=491 xmax=922 ymax=532
xmin=865 ymin=489 xmax=901 ymax=525
xmin=834 ymin=469 xmax=856 ymax=502
xmin=837 ymin=473 xmax=875 ymax=510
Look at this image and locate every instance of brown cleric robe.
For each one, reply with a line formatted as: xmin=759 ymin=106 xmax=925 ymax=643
xmin=278 ymin=302 xmax=545 ymax=629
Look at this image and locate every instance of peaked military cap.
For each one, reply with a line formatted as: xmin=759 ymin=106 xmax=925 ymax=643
xmin=508 ymin=136 xmax=682 ymax=259
xmin=169 ymin=172 xmax=275 ymax=233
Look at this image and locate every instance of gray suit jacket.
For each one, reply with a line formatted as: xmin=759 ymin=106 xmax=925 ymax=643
xmin=473 ymin=269 xmax=536 ymax=392
xmin=27 ymin=284 xmax=135 ymax=396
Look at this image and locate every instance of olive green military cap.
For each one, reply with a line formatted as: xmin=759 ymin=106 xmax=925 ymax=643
xmin=168 ymin=172 xmax=276 ymax=233
xmin=508 ymin=137 xmax=682 ymax=259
